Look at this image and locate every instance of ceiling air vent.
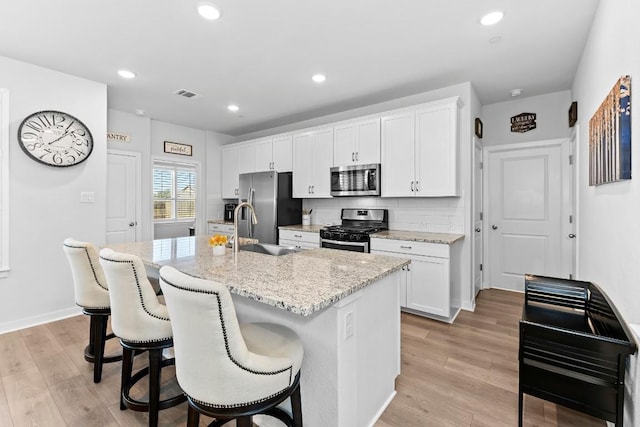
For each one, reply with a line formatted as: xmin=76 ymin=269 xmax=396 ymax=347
xmin=174 ymin=89 xmax=200 ymax=99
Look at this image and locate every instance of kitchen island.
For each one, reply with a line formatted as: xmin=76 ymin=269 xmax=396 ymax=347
xmin=108 ymin=236 xmax=409 ymax=427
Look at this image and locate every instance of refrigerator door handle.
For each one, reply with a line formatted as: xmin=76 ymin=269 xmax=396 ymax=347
xmin=249 ymin=187 xmax=256 ymax=237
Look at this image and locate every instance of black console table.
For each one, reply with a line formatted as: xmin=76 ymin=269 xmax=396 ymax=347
xmin=519 ymin=275 xmax=637 ymax=426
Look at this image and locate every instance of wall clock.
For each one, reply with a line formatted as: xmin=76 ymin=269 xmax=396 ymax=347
xmin=17 ymin=110 xmax=93 ymax=167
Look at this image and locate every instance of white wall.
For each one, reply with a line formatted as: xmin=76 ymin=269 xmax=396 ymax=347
xmin=572 ymin=1 xmax=640 ymax=425
xmin=481 ymin=91 xmax=572 ymax=146
xmin=0 ymin=56 xmax=107 ymax=332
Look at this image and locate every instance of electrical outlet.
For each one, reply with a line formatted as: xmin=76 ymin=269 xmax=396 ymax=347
xmin=80 ymin=191 xmax=95 ymax=203
xmin=345 ymin=311 xmax=354 ymax=340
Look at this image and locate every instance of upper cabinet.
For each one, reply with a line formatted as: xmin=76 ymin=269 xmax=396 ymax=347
xmin=381 ymin=97 xmax=461 ymax=197
xmin=292 ymin=127 xmax=333 ymax=198
xmin=221 ymin=145 xmax=240 ymax=199
xmin=237 ymin=143 xmax=256 ymax=175
xmin=333 ymin=118 xmax=381 ymax=166
xmin=255 ymin=135 xmax=293 ymax=172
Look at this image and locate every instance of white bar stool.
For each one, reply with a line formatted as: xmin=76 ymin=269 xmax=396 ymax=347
xmin=158 ymin=265 xmax=303 ymax=427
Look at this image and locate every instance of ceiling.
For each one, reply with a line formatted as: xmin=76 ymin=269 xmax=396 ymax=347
xmin=0 ymin=0 xmax=599 ymax=137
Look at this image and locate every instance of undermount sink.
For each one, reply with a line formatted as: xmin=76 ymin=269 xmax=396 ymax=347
xmin=240 ymin=243 xmax=302 ymax=256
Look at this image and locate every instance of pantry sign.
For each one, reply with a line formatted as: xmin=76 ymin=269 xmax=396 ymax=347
xmin=510 ymin=112 xmax=537 ymax=133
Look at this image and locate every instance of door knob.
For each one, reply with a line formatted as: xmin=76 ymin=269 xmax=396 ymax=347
xmin=568 ymin=233 xmax=576 ymax=238
xmin=129 ymin=222 xmax=135 ymax=227
xmin=491 ymin=225 xmax=498 ymax=230
xmin=475 ymin=228 xmax=481 ymax=232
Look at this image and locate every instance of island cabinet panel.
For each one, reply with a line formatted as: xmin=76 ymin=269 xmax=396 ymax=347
xmin=279 ymin=229 xmax=319 ymax=248
xmin=221 ymin=145 xmax=240 ymax=198
xmin=371 ymin=237 xmax=458 ymax=322
xmin=292 ymin=127 xmax=333 ymax=198
xmin=231 ymin=271 xmax=401 ymax=427
xmin=333 ymin=117 xmax=380 ymax=166
xmin=381 ymin=97 xmax=460 ymax=197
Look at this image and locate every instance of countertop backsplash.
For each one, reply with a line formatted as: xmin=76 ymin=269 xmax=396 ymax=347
xmin=303 ymin=196 xmax=465 ymax=234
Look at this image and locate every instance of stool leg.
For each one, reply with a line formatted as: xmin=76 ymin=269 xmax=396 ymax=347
xmin=187 ymin=404 xmax=200 ymax=427
xmin=120 ymin=347 xmax=134 ymax=410
xmin=93 ymin=315 xmax=108 ymax=383
xmin=237 ymin=417 xmax=253 ymax=427
xmin=87 ymin=315 xmax=96 ymax=357
xmin=291 ymin=383 xmax=303 ymax=427
xmin=148 ymin=348 xmax=163 ymax=427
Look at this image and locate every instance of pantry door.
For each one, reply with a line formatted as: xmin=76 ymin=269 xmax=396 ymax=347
xmin=485 ymin=139 xmax=571 ymax=291
xmin=106 ymin=150 xmax=141 ymax=244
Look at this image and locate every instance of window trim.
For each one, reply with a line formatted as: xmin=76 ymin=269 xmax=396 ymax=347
xmin=0 ymin=89 xmax=9 ymax=278
xmin=153 ymin=160 xmax=198 ymax=223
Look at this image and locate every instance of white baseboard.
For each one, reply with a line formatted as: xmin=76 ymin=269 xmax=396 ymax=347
xmin=0 ymin=306 xmax=82 ymax=334
xmin=366 ymin=390 xmax=397 ymax=427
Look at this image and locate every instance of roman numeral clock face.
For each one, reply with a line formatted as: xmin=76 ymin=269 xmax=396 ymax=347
xmin=18 ymin=110 xmax=94 ymax=167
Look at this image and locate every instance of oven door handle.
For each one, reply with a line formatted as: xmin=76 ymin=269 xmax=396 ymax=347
xmin=320 ymin=238 xmax=369 ymax=251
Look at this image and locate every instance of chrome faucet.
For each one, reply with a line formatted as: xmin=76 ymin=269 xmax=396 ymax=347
xmin=232 ymin=202 xmax=258 ymax=254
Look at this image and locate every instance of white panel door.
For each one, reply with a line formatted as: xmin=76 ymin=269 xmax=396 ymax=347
xmin=473 ymin=139 xmax=483 ymax=296
xmin=333 ymin=122 xmax=356 ymax=166
xmin=381 ymin=112 xmax=414 ymax=197
xmin=415 ymin=102 xmax=458 ymax=196
xmin=106 ymin=151 xmax=139 ymax=244
xmin=310 ymin=127 xmax=334 ymax=198
xmin=254 ymin=138 xmax=273 ymax=172
xmin=486 ymin=141 xmax=567 ymax=291
xmin=221 ymin=145 xmax=239 ymax=198
xmin=292 ymin=133 xmax=313 ymax=197
xmin=355 ymin=118 xmax=381 ymax=164
xmin=272 ymin=135 xmax=292 ymax=172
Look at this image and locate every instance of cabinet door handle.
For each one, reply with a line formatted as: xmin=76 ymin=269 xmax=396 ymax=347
xmin=407 ymin=265 xmax=411 ymax=272
xmin=410 ymin=181 xmax=414 ymax=192
xmin=311 ymin=185 xmax=315 ymax=194
xmin=568 ymin=233 xmax=576 ymax=238
xmin=308 ymin=185 xmax=311 ymax=194
xmin=352 ymin=152 xmax=355 ymax=162
xmin=355 ymin=152 xmax=359 ymax=162
xmin=400 ymin=245 xmax=412 ymax=249
xmin=475 ymin=228 xmax=481 ymax=232
xmin=415 ymin=181 xmax=419 ymax=192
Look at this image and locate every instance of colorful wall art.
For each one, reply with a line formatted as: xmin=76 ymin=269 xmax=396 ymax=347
xmin=589 ymin=75 xmax=631 ymax=186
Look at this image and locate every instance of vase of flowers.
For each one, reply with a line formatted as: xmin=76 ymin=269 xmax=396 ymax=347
xmin=209 ymin=234 xmax=228 ymax=256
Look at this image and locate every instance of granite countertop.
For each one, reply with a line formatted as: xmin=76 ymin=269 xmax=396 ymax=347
xmin=278 ymin=224 xmax=326 ymax=233
xmin=371 ymin=230 xmax=464 ymax=244
xmin=108 ymin=236 xmax=409 ymax=317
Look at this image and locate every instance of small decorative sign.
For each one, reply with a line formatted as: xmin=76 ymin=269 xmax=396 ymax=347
xmin=568 ymin=101 xmax=578 ymax=128
xmin=164 ymin=141 xmax=192 ymax=156
xmin=107 ymin=132 xmax=131 ymax=143
xmin=510 ymin=112 xmax=537 ymax=133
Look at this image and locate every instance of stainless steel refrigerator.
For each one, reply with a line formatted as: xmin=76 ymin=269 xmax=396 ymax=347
xmin=237 ymin=171 xmax=302 ymax=245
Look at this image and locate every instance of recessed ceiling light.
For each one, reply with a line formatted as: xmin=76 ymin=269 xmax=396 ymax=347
xmin=227 ymin=104 xmax=239 ymax=112
xmin=511 ymin=89 xmax=522 ymax=97
xmin=117 ymin=69 xmax=136 ymax=79
xmin=480 ymin=11 xmax=504 ymax=26
xmin=197 ymin=2 xmax=221 ymax=20
xmin=312 ymin=74 xmax=326 ymax=83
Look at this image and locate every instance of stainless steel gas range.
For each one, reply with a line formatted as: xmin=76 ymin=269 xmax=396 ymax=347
xmin=319 ymin=208 xmax=388 ymax=253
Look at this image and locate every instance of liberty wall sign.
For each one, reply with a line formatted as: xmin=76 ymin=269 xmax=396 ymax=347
xmin=510 ymin=112 xmax=537 ymax=133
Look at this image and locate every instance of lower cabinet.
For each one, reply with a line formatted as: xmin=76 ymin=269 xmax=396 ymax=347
xmin=279 ymin=229 xmax=319 ymax=249
xmin=371 ymin=238 xmax=456 ymax=322
xmin=207 ymin=223 xmax=235 ymax=237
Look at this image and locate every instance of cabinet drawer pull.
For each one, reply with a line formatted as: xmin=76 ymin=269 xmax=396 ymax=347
xmin=294 ymin=234 xmax=302 ymax=238
xmin=400 ymin=245 xmax=412 ymax=249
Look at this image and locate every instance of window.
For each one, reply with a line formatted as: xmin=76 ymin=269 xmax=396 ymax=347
xmin=153 ymin=162 xmax=196 ymax=221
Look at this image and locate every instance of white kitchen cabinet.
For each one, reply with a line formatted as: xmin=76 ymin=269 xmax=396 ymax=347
xmin=279 ymin=229 xmax=319 ymax=249
xmin=255 ymin=135 xmax=293 ymax=172
xmin=221 ymin=145 xmax=240 ymax=199
xmin=371 ymin=238 xmax=458 ymax=321
xmin=381 ymin=97 xmax=460 ymax=197
xmin=208 ymin=223 xmax=235 ymax=237
xmin=292 ymin=127 xmax=333 ymax=198
xmin=237 ymin=142 xmax=256 ymax=174
xmin=333 ymin=118 xmax=380 ymax=166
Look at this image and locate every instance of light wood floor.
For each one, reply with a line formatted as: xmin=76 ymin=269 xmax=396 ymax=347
xmin=0 ymin=289 xmax=605 ymax=426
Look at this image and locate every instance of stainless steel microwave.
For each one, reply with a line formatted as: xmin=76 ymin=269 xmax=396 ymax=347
xmin=330 ymin=163 xmax=381 ymax=196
